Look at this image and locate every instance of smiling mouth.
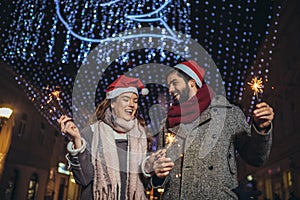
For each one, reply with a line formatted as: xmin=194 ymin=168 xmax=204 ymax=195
xmin=173 ymin=93 xmax=179 ymax=99
xmin=125 ymin=109 xmax=134 ymax=115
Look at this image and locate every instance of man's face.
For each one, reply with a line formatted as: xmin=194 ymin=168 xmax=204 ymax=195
xmin=111 ymin=92 xmax=138 ymax=121
xmin=167 ymin=72 xmax=191 ymax=103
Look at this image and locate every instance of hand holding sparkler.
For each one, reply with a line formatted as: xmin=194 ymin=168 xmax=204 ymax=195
xmin=58 ymin=115 xmax=82 ymax=146
xmin=45 ymin=85 xmax=75 ymax=138
xmin=148 ymin=132 xmax=178 ymax=178
xmin=151 ymin=148 xmax=174 ymax=178
xmin=253 ymin=102 xmax=274 ymax=133
xmin=247 ymin=77 xmax=275 ymax=133
xmin=143 ymin=132 xmax=176 ymax=178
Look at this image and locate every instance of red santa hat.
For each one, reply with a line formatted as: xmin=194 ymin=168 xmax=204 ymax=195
xmin=174 ymin=60 xmax=205 ymax=88
xmin=106 ymin=75 xmax=149 ymax=99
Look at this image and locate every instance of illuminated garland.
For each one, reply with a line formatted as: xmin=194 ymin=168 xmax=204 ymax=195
xmin=0 ymin=0 xmax=280 ymax=128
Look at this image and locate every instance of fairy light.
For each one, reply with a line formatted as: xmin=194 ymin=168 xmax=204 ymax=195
xmin=0 ymin=1 xmax=281 ymax=127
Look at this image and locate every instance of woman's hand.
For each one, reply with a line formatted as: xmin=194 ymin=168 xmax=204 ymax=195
xmin=58 ymin=115 xmax=82 ymax=148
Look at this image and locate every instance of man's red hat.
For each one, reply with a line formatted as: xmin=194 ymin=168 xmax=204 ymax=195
xmin=174 ymin=60 xmax=205 ymax=88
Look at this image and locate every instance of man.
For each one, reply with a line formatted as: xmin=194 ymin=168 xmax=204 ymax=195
xmin=142 ymin=60 xmax=274 ymax=199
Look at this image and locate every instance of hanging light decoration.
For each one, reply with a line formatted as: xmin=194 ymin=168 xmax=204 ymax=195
xmin=0 ymin=0 xmax=281 ymax=127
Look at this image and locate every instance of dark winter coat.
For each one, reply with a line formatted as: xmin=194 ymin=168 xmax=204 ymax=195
xmin=152 ymin=95 xmax=272 ymax=200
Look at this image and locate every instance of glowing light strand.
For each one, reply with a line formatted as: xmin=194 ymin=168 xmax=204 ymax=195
xmin=54 ymin=0 xmax=182 ymax=43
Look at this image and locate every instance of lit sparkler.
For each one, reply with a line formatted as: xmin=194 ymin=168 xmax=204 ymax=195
xmin=45 ymin=85 xmax=64 ymax=114
xmin=165 ymin=132 xmax=176 ymax=148
xmin=247 ymin=77 xmax=263 ymax=100
xmin=164 ymin=131 xmax=181 ymax=162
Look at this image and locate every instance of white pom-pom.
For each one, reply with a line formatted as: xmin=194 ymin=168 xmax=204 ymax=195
xmin=141 ymin=88 xmax=149 ymax=96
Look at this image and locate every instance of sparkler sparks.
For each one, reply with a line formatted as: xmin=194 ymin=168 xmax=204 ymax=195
xmin=44 ymin=86 xmax=64 ymax=114
xmin=165 ymin=132 xmax=176 ymax=147
xmin=248 ymin=77 xmax=263 ymax=100
xmin=51 ymin=88 xmax=62 ymax=101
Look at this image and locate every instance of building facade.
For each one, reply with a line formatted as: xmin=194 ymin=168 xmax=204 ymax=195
xmin=238 ymin=0 xmax=300 ymax=199
xmin=0 ymin=63 xmax=80 ymax=200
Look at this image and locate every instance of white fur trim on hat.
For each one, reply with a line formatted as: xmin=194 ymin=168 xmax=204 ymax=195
xmin=106 ymin=87 xmax=138 ymax=99
xmin=174 ymin=63 xmax=203 ymax=88
xmin=141 ymin=88 xmax=149 ymax=96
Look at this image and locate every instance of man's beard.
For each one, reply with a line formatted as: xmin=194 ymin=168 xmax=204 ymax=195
xmin=174 ymin=86 xmax=190 ymax=104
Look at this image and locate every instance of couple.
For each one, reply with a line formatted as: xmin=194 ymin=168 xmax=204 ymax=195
xmin=58 ymin=60 xmax=274 ymax=200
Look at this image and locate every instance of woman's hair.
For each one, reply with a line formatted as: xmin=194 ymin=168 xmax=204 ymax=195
xmin=95 ymin=96 xmax=146 ymax=127
xmin=95 ymin=98 xmax=111 ymax=121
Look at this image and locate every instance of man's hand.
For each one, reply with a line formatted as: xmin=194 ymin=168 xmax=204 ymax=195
xmin=253 ymin=102 xmax=274 ymax=133
xmin=151 ymin=149 xmax=174 ymax=178
xmin=145 ymin=149 xmax=174 ymax=178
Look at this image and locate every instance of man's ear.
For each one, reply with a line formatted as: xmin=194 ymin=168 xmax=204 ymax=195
xmin=189 ymin=79 xmax=197 ymax=88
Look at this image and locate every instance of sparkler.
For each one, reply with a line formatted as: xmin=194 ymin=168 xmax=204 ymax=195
xmin=165 ymin=132 xmax=176 ymax=148
xmin=44 ymin=85 xmax=65 ymax=115
xmin=45 ymin=85 xmax=73 ymax=138
xmin=164 ymin=131 xmax=180 ymax=162
xmin=247 ymin=77 xmax=263 ymax=100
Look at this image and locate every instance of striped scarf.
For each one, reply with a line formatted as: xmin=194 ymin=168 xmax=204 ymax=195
xmin=167 ymin=84 xmax=214 ymax=128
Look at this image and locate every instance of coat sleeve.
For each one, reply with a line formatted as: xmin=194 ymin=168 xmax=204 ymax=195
xmin=66 ymin=126 xmax=94 ymax=186
xmin=233 ymin=106 xmax=272 ymax=167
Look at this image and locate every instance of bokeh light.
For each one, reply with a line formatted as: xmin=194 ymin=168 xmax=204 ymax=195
xmin=0 ymin=0 xmax=281 ymax=129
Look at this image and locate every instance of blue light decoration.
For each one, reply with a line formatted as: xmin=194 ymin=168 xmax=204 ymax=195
xmin=54 ymin=0 xmax=181 ymax=42
xmin=0 ymin=0 xmax=281 ymax=131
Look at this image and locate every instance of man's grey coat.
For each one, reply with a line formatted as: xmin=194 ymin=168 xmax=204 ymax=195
xmin=152 ymin=95 xmax=272 ymax=200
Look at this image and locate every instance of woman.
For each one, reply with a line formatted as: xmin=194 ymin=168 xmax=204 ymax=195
xmin=58 ymin=75 xmax=150 ymax=200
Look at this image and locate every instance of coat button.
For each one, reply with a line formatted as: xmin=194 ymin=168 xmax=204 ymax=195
xmin=208 ymin=166 xmax=213 ymax=170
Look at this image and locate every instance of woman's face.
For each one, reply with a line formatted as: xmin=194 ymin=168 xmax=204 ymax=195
xmin=111 ymin=92 xmax=138 ymax=121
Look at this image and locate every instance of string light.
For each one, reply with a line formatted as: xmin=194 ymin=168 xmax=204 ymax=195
xmin=0 ymin=1 xmax=281 ymax=128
